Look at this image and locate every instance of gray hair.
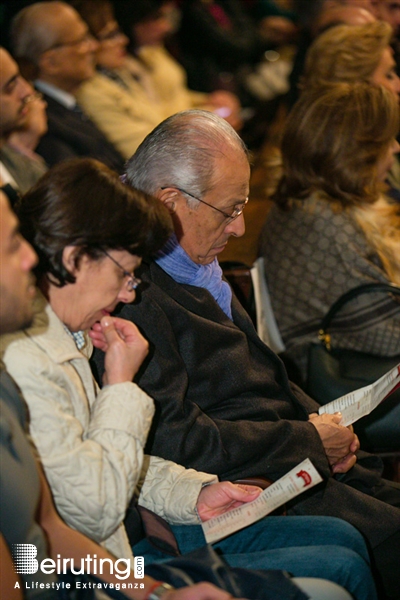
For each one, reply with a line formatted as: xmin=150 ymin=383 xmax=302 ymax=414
xmin=125 ymin=110 xmax=249 ymax=208
xmin=11 ymin=2 xmax=74 ymax=66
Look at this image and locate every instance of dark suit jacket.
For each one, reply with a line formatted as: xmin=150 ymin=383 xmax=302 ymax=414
xmin=36 ymin=93 xmax=125 ymax=172
xmin=93 ymin=259 xmax=400 ymax=548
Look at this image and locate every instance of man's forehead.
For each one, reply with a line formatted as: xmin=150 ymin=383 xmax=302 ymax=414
xmin=210 ymin=159 xmax=250 ymax=200
xmin=42 ymin=4 xmax=87 ymax=42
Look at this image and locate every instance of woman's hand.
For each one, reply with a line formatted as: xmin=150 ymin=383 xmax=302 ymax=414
xmin=196 ymin=482 xmax=262 ymax=521
xmin=89 ymin=316 xmax=148 ymax=385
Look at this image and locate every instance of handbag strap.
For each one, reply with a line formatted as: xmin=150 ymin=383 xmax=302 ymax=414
xmin=319 ymin=283 xmax=400 ymax=349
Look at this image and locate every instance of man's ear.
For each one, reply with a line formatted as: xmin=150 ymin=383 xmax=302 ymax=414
xmin=157 ymin=187 xmax=179 ymax=214
xmin=38 ymin=50 xmax=59 ymax=76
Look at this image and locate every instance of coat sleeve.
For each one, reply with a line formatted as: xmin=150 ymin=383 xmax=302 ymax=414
xmin=3 ymin=339 xmax=154 ymax=544
xmin=96 ymin=293 xmax=331 ymax=483
xmin=137 ymin=455 xmax=217 ymax=524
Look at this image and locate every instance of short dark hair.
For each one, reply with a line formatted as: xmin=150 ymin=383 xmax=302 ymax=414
xmin=113 ymin=0 xmax=169 ymax=50
xmin=17 ymin=158 xmax=172 ymax=286
xmin=68 ymin=0 xmax=114 ymax=38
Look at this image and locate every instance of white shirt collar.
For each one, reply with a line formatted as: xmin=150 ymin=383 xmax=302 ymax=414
xmin=35 ymin=80 xmax=76 ymax=110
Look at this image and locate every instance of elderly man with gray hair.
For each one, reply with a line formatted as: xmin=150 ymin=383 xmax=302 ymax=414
xmin=93 ymin=109 xmax=400 ymax=600
xmin=10 ymin=1 xmax=125 ymax=171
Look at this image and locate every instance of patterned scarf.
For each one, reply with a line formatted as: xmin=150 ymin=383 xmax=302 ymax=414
xmin=155 ymin=234 xmax=233 ymax=319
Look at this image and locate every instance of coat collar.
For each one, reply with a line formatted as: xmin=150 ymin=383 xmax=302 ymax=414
xmin=145 ymin=259 xmax=237 ymax=328
xmin=1 ymin=290 xmax=92 ymax=365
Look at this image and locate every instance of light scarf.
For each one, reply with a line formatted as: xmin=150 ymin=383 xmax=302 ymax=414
xmin=155 ymin=234 xmax=233 ymax=319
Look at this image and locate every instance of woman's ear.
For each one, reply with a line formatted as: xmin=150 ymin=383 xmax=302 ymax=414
xmin=62 ymin=246 xmax=82 ymax=276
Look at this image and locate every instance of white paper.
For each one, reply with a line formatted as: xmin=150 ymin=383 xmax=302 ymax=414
xmin=318 ymin=364 xmax=400 ymax=426
xmin=202 ymin=458 xmax=322 ymax=544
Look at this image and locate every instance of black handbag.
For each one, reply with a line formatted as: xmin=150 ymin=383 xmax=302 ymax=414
xmin=305 ymin=282 xmax=400 ymax=451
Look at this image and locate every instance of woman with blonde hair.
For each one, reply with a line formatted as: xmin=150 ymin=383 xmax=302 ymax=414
xmin=260 ymin=82 xmax=400 ymax=448
xmin=302 ymin=20 xmax=400 ymax=95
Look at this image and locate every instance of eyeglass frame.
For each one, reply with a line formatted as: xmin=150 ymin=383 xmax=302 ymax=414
xmin=160 ymin=186 xmax=248 ymax=221
xmin=102 ymin=250 xmax=141 ymax=291
xmin=97 ymin=27 xmax=125 ymax=42
xmin=22 ymin=91 xmax=44 ymax=105
xmin=45 ymin=32 xmax=94 ymax=52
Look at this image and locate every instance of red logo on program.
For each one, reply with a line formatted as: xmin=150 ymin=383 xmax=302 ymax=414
xmin=296 ymin=470 xmax=312 ymax=486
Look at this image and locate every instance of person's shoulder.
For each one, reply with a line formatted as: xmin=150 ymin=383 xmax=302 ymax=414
xmin=40 ymin=93 xmax=67 ymax=115
xmin=78 ymin=72 xmax=116 ymax=94
xmin=0 ymin=369 xmax=27 ymax=428
xmin=115 ymin=261 xmax=172 ymax=319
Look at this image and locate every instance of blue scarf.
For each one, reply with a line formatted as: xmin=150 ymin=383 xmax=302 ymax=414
xmin=155 ymin=234 xmax=233 ymax=319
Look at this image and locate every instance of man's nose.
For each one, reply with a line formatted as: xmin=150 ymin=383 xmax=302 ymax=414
xmin=19 ymin=76 xmax=33 ymax=101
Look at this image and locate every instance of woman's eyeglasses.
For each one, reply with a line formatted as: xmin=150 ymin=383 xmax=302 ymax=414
xmin=102 ymin=250 xmax=141 ymax=291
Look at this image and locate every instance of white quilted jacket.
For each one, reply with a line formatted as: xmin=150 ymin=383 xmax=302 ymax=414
xmin=1 ymin=292 xmax=217 ymax=559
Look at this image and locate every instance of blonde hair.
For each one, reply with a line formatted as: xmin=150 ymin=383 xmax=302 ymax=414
xmin=303 ymin=21 xmax=393 ymax=89
xmin=273 ymin=81 xmax=400 ymax=284
xmin=274 ymin=82 xmax=399 ymax=208
xmin=354 ymin=199 xmax=400 ymax=285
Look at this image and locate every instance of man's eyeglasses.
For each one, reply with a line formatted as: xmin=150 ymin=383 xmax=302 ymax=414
xmin=46 ymin=33 xmax=93 ymax=52
xmin=161 ymin=187 xmax=248 ymax=221
xmin=22 ymin=91 xmax=44 ymax=105
xmin=102 ymin=250 xmax=141 ymax=291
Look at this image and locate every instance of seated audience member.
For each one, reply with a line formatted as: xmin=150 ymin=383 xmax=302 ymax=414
xmin=0 ymin=47 xmax=46 ymax=197
xmin=301 ymin=20 xmax=400 ymax=199
xmin=9 ymin=2 xmax=125 ymax=172
xmin=70 ymin=0 xmax=241 ymax=160
xmin=259 ymin=82 xmax=400 ymax=441
xmin=0 ymin=160 xmax=376 ymax=600
xmin=7 ymin=90 xmax=48 ymax=170
xmin=315 ymin=0 xmax=379 ymax=29
xmin=92 ymin=109 xmax=400 ymax=600
xmin=286 ymin=2 xmax=376 ymax=108
xmin=261 ymin=83 xmax=400 ymax=376
xmin=249 ymin=0 xmax=299 ymax=47
xmin=174 ymin=0 xmax=264 ymax=100
xmin=1 ymin=191 xmax=320 ymax=600
xmin=302 ymin=20 xmax=399 ymax=95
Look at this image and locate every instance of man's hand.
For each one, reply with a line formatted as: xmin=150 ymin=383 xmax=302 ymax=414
xmin=331 ymin=452 xmax=358 ymax=474
xmin=308 ymin=412 xmax=359 ymax=472
xmin=196 ymin=482 xmax=262 ymax=521
xmin=89 ymin=316 xmax=148 ymax=385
